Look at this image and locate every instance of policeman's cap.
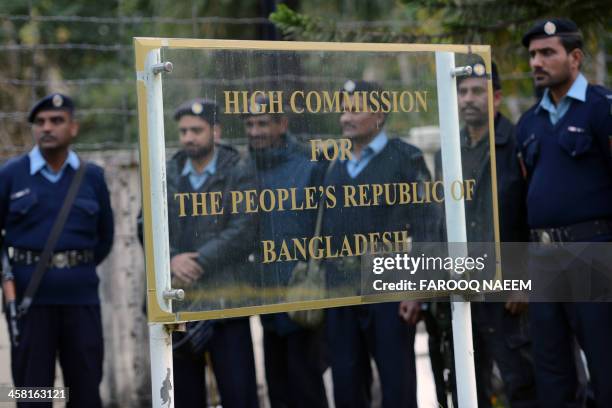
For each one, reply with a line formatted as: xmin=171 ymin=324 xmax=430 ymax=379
xmin=521 ymin=18 xmax=581 ymax=47
xmin=28 ymin=93 xmax=75 ymax=123
xmin=174 ymin=98 xmax=220 ymax=126
xmin=241 ymin=93 xmax=289 ymax=117
xmin=457 ymin=62 xmax=501 ymax=91
xmin=341 ymin=79 xmax=386 ymax=112
xmin=341 ymin=79 xmax=383 ymax=96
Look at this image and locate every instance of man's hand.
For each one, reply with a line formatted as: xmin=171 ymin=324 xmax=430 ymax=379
xmin=399 ymin=300 xmax=421 ymax=325
xmin=505 ymin=292 xmax=528 ymax=315
xmin=170 ymin=252 xmax=203 ymax=285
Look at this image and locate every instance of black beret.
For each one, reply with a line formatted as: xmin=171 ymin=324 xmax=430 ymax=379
xmin=457 ymin=61 xmax=501 ymax=91
xmin=340 ymin=79 xmax=386 ymax=112
xmin=341 ymin=79 xmax=383 ymax=95
xmin=521 ymin=18 xmax=581 ymax=47
xmin=241 ymin=93 xmax=289 ymax=116
xmin=28 ymin=93 xmax=74 ymax=123
xmin=242 ymin=93 xmax=270 ymax=116
xmin=174 ymin=98 xmax=220 ymax=125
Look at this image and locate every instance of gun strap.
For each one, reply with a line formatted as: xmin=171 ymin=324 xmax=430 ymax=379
xmin=308 ymin=159 xmax=337 ymax=270
xmin=18 ymin=161 xmax=88 ymax=317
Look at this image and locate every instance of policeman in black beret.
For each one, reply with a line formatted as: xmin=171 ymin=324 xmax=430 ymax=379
xmin=516 ymin=18 xmax=612 ymax=408
xmin=0 ymin=93 xmax=114 ymax=407
xmin=239 ymin=92 xmax=330 ymax=408
xmin=321 ymin=79 xmax=433 ymax=408
xmin=426 ymin=62 xmax=537 ymax=408
xmin=165 ymin=97 xmax=259 ymax=408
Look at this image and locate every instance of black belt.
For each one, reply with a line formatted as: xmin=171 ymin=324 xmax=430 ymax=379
xmin=9 ymin=248 xmax=94 ymax=268
xmin=530 ymin=219 xmax=612 ymax=243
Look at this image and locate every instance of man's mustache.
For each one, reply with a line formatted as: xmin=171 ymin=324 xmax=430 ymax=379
xmin=39 ymin=134 xmax=56 ymax=141
xmin=533 ymin=68 xmax=549 ymax=76
xmin=461 ymin=104 xmax=481 ymax=113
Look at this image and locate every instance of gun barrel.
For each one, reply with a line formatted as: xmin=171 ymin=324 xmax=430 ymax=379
xmin=7 ymin=300 xmax=19 ymax=346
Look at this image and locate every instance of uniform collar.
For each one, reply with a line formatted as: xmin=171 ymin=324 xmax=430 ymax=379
xmin=367 ymin=130 xmax=388 ymax=156
xmin=536 ymin=72 xmax=588 ymax=113
xmin=28 ymin=145 xmax=80 ymax=175
xmin=350 ymin=130 xmax=388 ymax=161
xmin=181 ymin=151 xmax=218 ymax=177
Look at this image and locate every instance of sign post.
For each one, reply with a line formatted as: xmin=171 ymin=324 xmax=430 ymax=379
xmin=136 ymin=45 xmax=176 ymax=408
xmin=436 ymin=51 xmax=478 ymax=407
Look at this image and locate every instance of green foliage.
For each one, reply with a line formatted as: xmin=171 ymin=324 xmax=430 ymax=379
xmin=270 ymin=1 xmax=611 ymax=123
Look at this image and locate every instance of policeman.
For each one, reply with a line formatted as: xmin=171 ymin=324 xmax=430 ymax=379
xmin=430 ymin=62 xmax=537 ymax=408
xmin=167 ymin=98 xmax=259 ymax=408
xmin=322 ymin=80 xmax=431 ymax=408
xmin=0 ymin=94 xmax=114 ymax=407
xmin=242 ymin=95 xmax=328 ymax=408
xmin=517 ymin=18 xmax=612 ymax=408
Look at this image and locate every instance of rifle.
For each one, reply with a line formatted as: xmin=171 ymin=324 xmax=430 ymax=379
xmin=2 ymin=249 xmax=20 ymax=346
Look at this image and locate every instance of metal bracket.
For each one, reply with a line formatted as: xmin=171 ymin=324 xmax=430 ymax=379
xmin=451 ymin=65 xmax=473 ymax=78
xmin=151 ymin=61 xmax=173 ymax=75
xmin=162 ymin=288 xmax=185 ymax=301
xmin=165 ymin=322 xmax=186 ymax=333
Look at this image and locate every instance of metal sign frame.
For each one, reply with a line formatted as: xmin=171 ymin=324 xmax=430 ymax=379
xmin=134 ymin=37 xmax=499 ymax=408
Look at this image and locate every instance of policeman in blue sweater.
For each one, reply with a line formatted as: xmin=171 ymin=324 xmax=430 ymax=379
xmin=168 ymin=99 xmax=259 ymax=408
xmin=517 ymin=18 xmax=612 ymax=408
xmin=243 ymin=95 xmax=328 ymax=408
xmin=0 ymin=94 xmax=114 ymax=407
xmin=322 ymin=80 xmax=431 ymax=408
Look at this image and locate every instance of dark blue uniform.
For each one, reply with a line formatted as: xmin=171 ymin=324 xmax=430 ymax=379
xmin=249 ymin=135 xmax=328 ymax=408
xmin=166 ymin=144 xmax=259 ymax=408
xmin=517 ymin=81 xmax=612 ymax=408
xmin=432 ymin=113 xmax=537 ymax=408
xmin=322 ymin=137 xmax=431 ymax=408
xmin=0 ymin=153 xmax=114 ymax=408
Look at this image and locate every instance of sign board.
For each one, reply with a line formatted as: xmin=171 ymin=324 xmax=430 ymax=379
xmin=134 ymin=38 xmax=500 ymax=323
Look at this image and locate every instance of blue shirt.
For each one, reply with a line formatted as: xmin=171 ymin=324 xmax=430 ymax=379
xmin=181 ymin=152 xmax=217 ymax=190
xmin=346 ymin=131 xmax=388 ymax=178
xmin=536 ymin=73 xmax=588 ymax=125
xmin=28 ymin=145 xmax=80 ymax=183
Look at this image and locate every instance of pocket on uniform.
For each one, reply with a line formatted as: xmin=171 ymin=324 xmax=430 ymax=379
xmin=521 ymin=133 xmax=539 ymax=169
xmin=8 ymin=190 xmax=38 ymax=215
xmin=558 ymin=127 xmax=592 ymax=158
xmin=69 ymin=197 xmax=100 ymax=233
xmin=73 ymin=197 xmax=100 ymax=215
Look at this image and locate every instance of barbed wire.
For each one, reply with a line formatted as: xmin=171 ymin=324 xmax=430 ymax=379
xmin=0 ymin=109 xmax=137 ymax=120
xmin=0 ymin=44 xmax=129 ymax=52
xmin=0 ymin=14 xmax=270 ymax=25
xmin=0 ymin=14 xmax=423 ymax=29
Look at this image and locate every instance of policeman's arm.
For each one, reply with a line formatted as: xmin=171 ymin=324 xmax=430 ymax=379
xmin=94 ymin=169 xmax=114 ymax=265
xmin=592 ymin=95 xmax=612 ymax=174
xmin=195 ymin=163 xmax=258 ymax=272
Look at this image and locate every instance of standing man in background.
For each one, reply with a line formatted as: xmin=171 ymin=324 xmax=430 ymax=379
xmin=167 ymin=98 xmax=259 ymax=408
xmin=0 ymin=94 xmax=114 ymax=407
xmin=323 ymin=80 xmax=431 ymax=408
xmin=517 ymin=18 xmax=612 ymax=408
xmin=430 ymin=62 xmax=537 ymax=408
xmin=242 ymin=94 xmax=329 ymax=408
